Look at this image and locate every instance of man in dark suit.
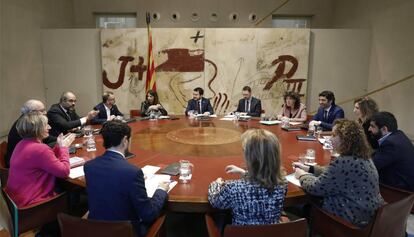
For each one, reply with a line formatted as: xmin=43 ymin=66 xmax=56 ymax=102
xmin=235 ymin=86 xmax=262 ymax=117
xmin=91 ymin=91 xmax=123 ymax=124
xmin=4 ymin=100 xmax=56 ymax=168
xmin=310 ymin=90 xmax=344 ymax=130
xmin=47 ymin=91 xmax=98 ymax=137
xmin=84 ymin=121 xmax=169 ymax=237
xmin=185 ymin=87 xmax=214 ymax=115
xmin=369 ymin=111 xmax=414 ymax=192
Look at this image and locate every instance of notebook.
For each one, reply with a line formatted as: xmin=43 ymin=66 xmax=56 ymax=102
xmin=160 ymin=162 xmax=180 ymax=176
xmin=281 ymin=127 xmax=301 ymax=131
xmin=296 ymin=135 xmax=317 ymax=141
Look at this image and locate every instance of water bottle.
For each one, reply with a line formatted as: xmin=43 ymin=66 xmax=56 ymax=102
xmin=86 ymin=136 xmax=96 ymax=152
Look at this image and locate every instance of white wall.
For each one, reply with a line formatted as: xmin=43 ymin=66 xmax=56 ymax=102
xmin=41 ymin=29 xmax=102 ymax=116
xmin=0 ymin=0 xmax=74 ymax=137
xmin=72 ymin=0 xmax=334 ymax=28
xmin=307 ymin=29 xmax=371 ymax=118
xmin=333 ymin=0 xmax=414 ymax=139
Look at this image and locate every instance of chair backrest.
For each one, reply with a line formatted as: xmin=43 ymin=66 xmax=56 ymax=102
xmin=58 ymin=213 xmax=135 ymax=237
xmin=0 ymin=167 xmax=8 ymax=188
xmin=380 ymin=183 xmax=414 ymax=213
xmin=0 ymin=141 xmax=7 ymax=168
xmin=223 ymin=218 xmax=308 ymax=237
xmin=130 ymin=109 xmax=142 ymax=118
xmin=369 ymin=193 xmax=414 ymax=237
xmin=0 ymin=190 xmax=14 ymax=237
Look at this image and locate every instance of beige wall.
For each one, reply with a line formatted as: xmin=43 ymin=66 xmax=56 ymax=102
xmin=333 ymin=0 xmax=414 ymax=139
xmin=72 ymin=0 xmax=334 ymax=28
xmin=0 ymin=0 xmax=74 ymax=137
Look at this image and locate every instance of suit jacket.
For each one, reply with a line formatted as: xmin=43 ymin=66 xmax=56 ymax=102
xmin=47 ymin=104 xmax=82 ymax=137
xmin=185 ymin=98 xmax=214 ymax=115
xmin=91 ymin=103 xmax=123 ymax=124
xmin=4 ymin=117 xmax=56 ymax=168
xmin=84 ymin=151 xmax=168 ymax=237
xmin=372 ymin=130 xmax=414 ymax=192
xmin=236 ymin=97 xmax=262 ymax=117
xmin=312 ymin=105 xmax=345 ymax=130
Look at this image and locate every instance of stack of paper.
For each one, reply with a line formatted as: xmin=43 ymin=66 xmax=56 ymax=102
xmin=142 ymin=165 xmax=178 ymax=197
xmin=260 ymin=120 xmax=281 ymax=125
xmin=286 ymin=173 xmax=301 ymax=187
xmin=69 ymin=166 xmax=85 ymax=179
xmin=69 ymin=156 xmax=85 ymax=168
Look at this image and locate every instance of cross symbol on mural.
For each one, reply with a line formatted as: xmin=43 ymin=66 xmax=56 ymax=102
xmin=190 ymin=30 xmax=204 ymax=43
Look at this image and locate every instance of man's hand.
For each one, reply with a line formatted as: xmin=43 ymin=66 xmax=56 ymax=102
xmin=87 ymin=110 xmax=99 ymax=120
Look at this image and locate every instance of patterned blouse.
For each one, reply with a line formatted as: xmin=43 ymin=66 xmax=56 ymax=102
xmin=208 ymin=178 xmax=287 ymax=225
xmin=299 ymin=155 xmax=384 ymax=227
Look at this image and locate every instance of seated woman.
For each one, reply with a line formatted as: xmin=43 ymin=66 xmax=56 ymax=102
xmin=5 ymin=113 xmax=75 ymax=207
xmin=140 ymin=90 xmax=168 ymax=117
xmin=277 ymin=91 xmax=307 ymax=122
xmin=354 ymin=97 xmax=379 ymax=149
xmin=294 ymin=119 xmax=384 ymax=227
xmin=208 ymin=129 xmax=287 ymax=225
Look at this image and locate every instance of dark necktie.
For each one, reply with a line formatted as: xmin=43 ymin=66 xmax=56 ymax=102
xmin=199 ymin=100 xmax=202 ymax=114
xmin=324 ymin=110 xmax=328 ymax=121
xmin=245 ymin=100 xmax=250 ymax=113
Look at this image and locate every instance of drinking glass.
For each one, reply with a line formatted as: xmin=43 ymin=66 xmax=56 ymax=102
xmin=86 ymin=136 xmax=96 ymax=152
xmin=305 ymin=148 xmax=316 ymax=165
xmin=315 ymin=126 xmax=323 ymax=139
xmin=179 ymin=160 xmax=193 ymax=183
xmin=281 ymin=117 xmax=290 ymax=128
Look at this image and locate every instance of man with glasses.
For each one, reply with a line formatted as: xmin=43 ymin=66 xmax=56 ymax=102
xmin=47 ymin=91 xmax=98 ymax=137
xmin=91 ymin=91 xmax=123 ymax=124
xmin=4 ymin=100 xmax=55 ymax=168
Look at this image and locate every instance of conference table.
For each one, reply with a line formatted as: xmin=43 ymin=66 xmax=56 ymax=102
xmin=67 ymin=116 xmax=332 ymax=213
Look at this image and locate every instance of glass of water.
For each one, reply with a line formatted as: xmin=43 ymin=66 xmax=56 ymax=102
xmin=305 ymin=148 xmax=316 ymax=165
xmin=86 ymin=136 xmax=96 ymax=152
xmin=179 ymin=160 xmax=193 ymax=183
xmin=315 ymin=126 xmax=323 ymax=139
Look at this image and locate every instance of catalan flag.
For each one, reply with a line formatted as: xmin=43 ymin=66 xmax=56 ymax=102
xmin=145 ymin=12 xmax=156 ymax=93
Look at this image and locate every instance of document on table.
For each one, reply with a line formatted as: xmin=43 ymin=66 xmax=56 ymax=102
xmin=259 ymin=120 xmax=281 ymax=125
xmin=69 ymin=156 xmax=85 ymax=168
xmin=289 ymin=121 xmax=303 ymax=126
xmin=142 ymin=165 xmax=161 ymax=178
xmin=69 ymin=166 xmax=85 ymax=179
xmin=145 ymin=174 xmax=178 ymax=198
xmin=286 ymin=173 xmax=301 ymax=187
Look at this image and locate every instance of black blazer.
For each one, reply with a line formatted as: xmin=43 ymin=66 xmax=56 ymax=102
xmin=47 ymin=103 xmax=82 ymax=137
xmin=236 ymin=97 xmax=262 ymax=117
xmin=140 ymin=101 xmax=168 ymax=117
xmin=85 ymin=150 xmax=168 ymax=236
xmin=91 ymin=103 xmax=123 ymax=124
xmin=185 ymin=98 xmax=214 ymax=115
xmin=373 ymin=130 xmax=414 ymax=192
xmin=312 ymin=105 xmax=345 ymax=130
xmin=4 ymin=117 xmax=55 ymax=168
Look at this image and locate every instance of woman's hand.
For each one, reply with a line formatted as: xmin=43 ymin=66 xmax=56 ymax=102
xmin=294 ymin=167 xmax=308 ymax=179
xmin=225 ymin=165 xmax=246 ymax=175
xmin=292 ymin=162 xmax=310 ymax=172
xmin=57 ymin=133 xmax=76 ymax=147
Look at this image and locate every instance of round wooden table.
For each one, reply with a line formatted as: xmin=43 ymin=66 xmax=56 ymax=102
xmin=68 ymin=116 xmax=332 ymax=212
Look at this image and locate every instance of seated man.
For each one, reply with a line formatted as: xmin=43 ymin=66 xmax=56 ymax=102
xmin=91 ymin=91 xmax=123 ymax=124
xmin=369 ymin=111 xmax=414 ymax=192
xmin=310 ymin=90 xmax=344 ymax=131
xmin=47 ymin=91 xmax=98 ymax=137
xmin=235 ymin=86 xmax=262 ymax=117
xmin=84 ymin=121 xmax=169 ymax=237
xmin=185 ymin=87 xmax=214 ymax=116
xmin=4 ymin=99 xmax=56 ymax=168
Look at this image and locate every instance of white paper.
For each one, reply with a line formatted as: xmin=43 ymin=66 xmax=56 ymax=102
xmin=158 ymin=115 xmax=170 ymax=119
xmin=209 ymin=114 xmax=218 ymax=118
xmin=260 ymin=120 xmax=281 ymax=125
xmin=69 ymin=156 xmax=85 ymax=167
xmin=69 ymin=166 xmax=85 ymax=179
xmin=142 ymin=165 xmax=160 ymax=178
xmin=289 ymin=121 xmax=302 ymax=126
xmin=318 ymin=138 xmax=325 ymax=144
xmin=286 ymin=173 xmax=301 ymax=187
xmin=145 ymin=174 xmax=177 ymax=198
xmin=224 ymin=114 xmax=235 ymax=118
xmin=220 ymin=117 xmax=235 ymax=121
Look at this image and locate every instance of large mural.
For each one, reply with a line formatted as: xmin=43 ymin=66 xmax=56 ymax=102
xmin=101 ymin=28 xmax=310 ymax=116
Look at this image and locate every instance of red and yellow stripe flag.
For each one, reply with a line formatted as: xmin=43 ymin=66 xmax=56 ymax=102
xmin=145 ymin=12 xmax=156 ymax=93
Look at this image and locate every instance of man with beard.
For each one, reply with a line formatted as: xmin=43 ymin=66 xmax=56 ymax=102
xmin=369 ymin=111 xmax=414 ymax=192
xmin=84 ymin=121 xmax=169 ymax=237
xmin=309 ymin=90 xmax=345 ymax=131
xmin=235 ymin=86 xmax=262 ymax=117
xmin=47 ymin=91 xmax=98 ymax=137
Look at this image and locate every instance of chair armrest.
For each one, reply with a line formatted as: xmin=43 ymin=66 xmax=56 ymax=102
xmin=18 ymin=192 xmax=69 ymax=233
xmin=205 ymin=214 xmax=221 ymax=237
xmin=144 ymin=214 xmax=166 ymax=237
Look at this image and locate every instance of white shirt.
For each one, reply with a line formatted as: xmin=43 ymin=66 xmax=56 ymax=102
xmin=104 ymin=104 xmax=111 ymax=120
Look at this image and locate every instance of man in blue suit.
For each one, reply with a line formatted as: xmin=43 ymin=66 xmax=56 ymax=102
xmin=84 ymin=121 xmax=169 ymax=236
xmin=185 ymin=87 xmax=214 ymax=115
xmin=369 ymin=112 xmax=414 ymax=192
xmin=235 ymin=86 xmax=262 ymax=117
xmin=91 ymin=91 xmax=123 ymax=124
xmin=310 ymin=90 xmax=344 ymax=130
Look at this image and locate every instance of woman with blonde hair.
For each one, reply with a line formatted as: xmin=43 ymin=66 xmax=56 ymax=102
xmin=6 ymin=113 xmax=75 ymax=207
xmin=208 ymin=128 xmax=287 ymax=225
xmin=354 ymin=97 xmax=379 ymax=149
xmin=294 ymin=119 xmax=384 ymax=227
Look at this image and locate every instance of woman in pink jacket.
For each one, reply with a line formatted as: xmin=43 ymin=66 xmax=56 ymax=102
xmin=6 ymin=113 xmax=75 ymax=207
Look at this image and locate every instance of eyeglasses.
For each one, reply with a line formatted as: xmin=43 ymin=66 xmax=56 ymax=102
xmin=66 ymin=99 xmax=77 ymax=103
